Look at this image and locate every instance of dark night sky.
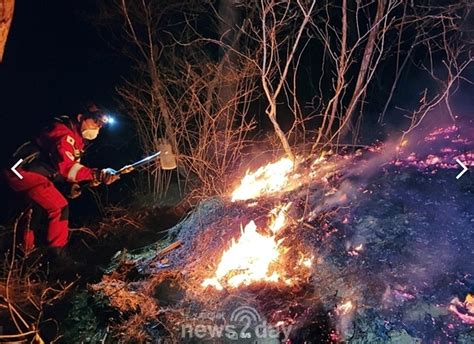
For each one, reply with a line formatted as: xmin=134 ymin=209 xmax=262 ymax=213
xmin=0 ymin=0 xmax=129 ymax=164
xmin=0 ymin=1 xmax=141 ymax=220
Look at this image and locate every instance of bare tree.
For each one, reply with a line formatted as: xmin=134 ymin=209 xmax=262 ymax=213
xmin=400 ymin=6 xmax=474 ymax=143
xmin=312 ymin=0 xmax=403 ymax=148
xmin=98 ymin=0 xmax=472 ymax=200
xmin=257 ymin=0 xmax=317 ymax=161
xmin=99 ymin=1 xmax=259 ymax=201
xmin=309 ymin=0 xmax=472 ymax=150
xmin=98 ymin=0 xmax=319 ymax=200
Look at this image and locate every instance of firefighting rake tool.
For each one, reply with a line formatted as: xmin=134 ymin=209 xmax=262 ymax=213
xmin=71 ymin=142 xmax=177 ymax=197
xmin=117 ymin=142 xmax=177 ymax=175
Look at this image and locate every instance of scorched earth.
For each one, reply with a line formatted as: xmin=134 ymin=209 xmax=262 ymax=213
xmin=83 ymin=124 xmax=473 ymax=343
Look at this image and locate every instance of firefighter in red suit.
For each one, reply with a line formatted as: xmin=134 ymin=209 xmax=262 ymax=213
xmin=4 ymin=105 xmax=119 ymax=262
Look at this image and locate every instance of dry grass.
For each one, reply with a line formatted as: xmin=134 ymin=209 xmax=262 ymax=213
xmin=0 ymin=220 xmax=75 ymax=343
xmin=89 ymin=277 xmax=157 ymax=317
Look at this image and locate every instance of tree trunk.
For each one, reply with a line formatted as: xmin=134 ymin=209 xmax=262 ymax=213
xmin=215 ymin=0 xmax=242 ymax=130
xmin=337 ymin=0 xmax=386 ymax=139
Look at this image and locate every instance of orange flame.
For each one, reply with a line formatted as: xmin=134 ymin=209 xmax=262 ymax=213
xmin=202 ymin=204 xmax=292 ymax=290
xmin=449 ymin=293 xmax=474 ymax=324
xmin=231 ymin=157 xmax=295 ymax=202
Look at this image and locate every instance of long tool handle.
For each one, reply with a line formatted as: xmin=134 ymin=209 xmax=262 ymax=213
xmin=117 ymin=151 xmax=161 ymax=175
xmin=76 ymin=151 xmax=162 ymax=196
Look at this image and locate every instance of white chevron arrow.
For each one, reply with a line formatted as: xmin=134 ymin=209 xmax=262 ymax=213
xmin=455 ymin=158 xmax=468 ymax=180
xmin=11 ymin=159 xmax=23 ymax=180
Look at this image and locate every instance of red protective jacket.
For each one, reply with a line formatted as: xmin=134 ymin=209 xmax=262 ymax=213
xmin=36 ymin=117 xmax=96 ymax=183
xmin=4 ymin=116 xmax=97 ymax=249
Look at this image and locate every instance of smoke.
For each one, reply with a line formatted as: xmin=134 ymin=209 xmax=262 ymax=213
xmin=322 ymin=104 xmax=472 ymax=211
xmin=302 ymin=107 xmax=473 ymax=340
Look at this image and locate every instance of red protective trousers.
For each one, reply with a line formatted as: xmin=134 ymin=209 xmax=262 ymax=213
xmin=4 ymin=169 xmax=69 ymax=250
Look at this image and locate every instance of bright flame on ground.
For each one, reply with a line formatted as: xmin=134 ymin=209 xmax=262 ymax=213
xmin=269 ymin=203 xmax=292 ymax=234
xmin=449 ymin=293 xmax=474 ymax=324
xmin=298 ymin=256 xmax=314 ymax=268
xmin=337 ymin=300 xmax=354 ymax=315
xmin=231 ymin=158 xmax=295 ymax=202
xmin=202 ymin=204 xmax=292 ymax=290
xmin=466 ymin=294 xmax=474 ymax=313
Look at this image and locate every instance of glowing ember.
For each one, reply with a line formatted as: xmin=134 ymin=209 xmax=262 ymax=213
xmin=466 ymin=294 xmax=474 ymax=313
xmin=449 ymin=293 xmax=474 ymax=324
xmin=337 ymin=300 xmax=354 ymax=315
xmin=298 ymin=255 xmax=314 ymax=268
xmin=202 ymin=204 xmax=293 ymax=290
xmin=231 ymin=157 xmax=295 ymax=201
xmin=394 ymin=125 xmax=474 ymax=171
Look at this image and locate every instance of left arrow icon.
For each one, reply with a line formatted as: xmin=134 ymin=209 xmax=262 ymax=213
xmin=11 ymin=159 xmax=24 ymax=180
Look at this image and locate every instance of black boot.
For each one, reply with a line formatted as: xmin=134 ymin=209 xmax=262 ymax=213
xmin=46 ymin=246 xmax=84 ymax=280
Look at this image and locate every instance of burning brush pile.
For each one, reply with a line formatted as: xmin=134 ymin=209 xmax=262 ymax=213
xmin=87 ymin=125 xmax=473 ymax=343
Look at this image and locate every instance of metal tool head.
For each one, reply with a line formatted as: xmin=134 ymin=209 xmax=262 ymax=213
xmin=158 ymin=141 xmax=177 ymax=170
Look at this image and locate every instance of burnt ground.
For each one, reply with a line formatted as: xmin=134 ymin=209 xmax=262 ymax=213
xmin=4 ymin=125 xmax=470 ymax=343
xmin=317 ymin=166 xmax=474 ymax=342
xmin=57 ymin=132 xmax=474 ymax=343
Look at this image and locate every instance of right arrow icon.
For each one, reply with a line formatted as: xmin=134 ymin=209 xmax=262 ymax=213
xmin=455 ymin=158 xmax=468 ymax=180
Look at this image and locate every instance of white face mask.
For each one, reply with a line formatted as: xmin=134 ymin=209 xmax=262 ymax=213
xmin=82 ymin=128 xmax=99 ymax=140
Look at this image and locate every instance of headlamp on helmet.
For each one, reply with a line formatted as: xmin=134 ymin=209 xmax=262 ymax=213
xmin=83 ymin=104 xmax=115 ymax=127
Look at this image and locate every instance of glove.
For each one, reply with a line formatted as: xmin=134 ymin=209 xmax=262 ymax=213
xmin=97 ymin=168 xmax=120 ymax=185
xmin=68 ymin=183 xmax=82 ymax=199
